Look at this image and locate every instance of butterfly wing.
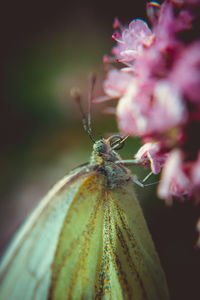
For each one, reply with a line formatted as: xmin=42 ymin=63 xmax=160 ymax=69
xmin=48 ymin=173 xmax=169 ymax=300
xmin=0 ymin=167 xmax=169 ymax=300
xmin=0 ymin=166 xmax=91 ymax=300
xmin=104 ymin=183 xmax=169 ymax=300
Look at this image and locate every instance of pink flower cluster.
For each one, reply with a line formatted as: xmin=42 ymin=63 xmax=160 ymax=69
xmin=100 ymin=0 xmax=200 ymax=210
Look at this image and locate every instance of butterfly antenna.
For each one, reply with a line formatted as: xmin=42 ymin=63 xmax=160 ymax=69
xmin=71 ymin=87 xmax=88 ymax=131
xmin=86 ymin=72 xmax=96 ymax=143
xmin=71 ymin=74 xmax=96 ymax=143
xmin=87 ymin=73 xmax=96 ymax=142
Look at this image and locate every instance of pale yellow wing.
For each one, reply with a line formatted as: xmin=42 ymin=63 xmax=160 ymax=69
xmin=48 ymin=173 xmax=169 ymax=300
xmin=0 ymin=166 xmax=91 ymax=300
xmin=104 ymin=183 xmax=170 ymax=300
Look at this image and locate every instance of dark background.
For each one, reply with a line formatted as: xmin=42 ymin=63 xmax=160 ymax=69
xmin=1 ymin=1 xmax=200 ymax=299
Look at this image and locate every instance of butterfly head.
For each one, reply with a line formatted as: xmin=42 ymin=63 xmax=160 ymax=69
xmin=93 ymin=139 xmax=107 ymax=154
xmin=92 ymin=135 xmax=125 ymax=161
xmin=90 ymin=135 xmax=131 ymax=188
xmin=90 ymin=135 xmax=125 ymax=165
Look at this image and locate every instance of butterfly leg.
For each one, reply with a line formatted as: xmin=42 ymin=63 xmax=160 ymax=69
xmin=142 ymin=171 xmax=153 ymax=183
xmin=116 ymin=160 xmax=159 ymax=188
xmin=132 ymin=171 xmax=160 ymax=188
xmin=116 ymin=159 xmax=138 ymax=165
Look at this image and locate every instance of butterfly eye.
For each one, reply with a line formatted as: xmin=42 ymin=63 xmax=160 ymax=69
xmin=109 ymin=136 xmax=125 ymax=150
xmin=93 ymin=140 xmax=107 ymax=153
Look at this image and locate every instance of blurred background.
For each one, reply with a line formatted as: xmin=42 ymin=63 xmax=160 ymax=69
xmin=1 ymin=0 xmax=200 ymax=299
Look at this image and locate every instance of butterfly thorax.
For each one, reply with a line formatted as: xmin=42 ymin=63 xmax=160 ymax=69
xmin=89 ymin=138 xmax=131 ymax=189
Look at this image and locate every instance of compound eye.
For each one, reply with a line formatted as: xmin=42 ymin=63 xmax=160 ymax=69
xmin=93 ymin=140 xmax=107 ymax=153
xmin=109 ymin=136 xmax=125 ymax=150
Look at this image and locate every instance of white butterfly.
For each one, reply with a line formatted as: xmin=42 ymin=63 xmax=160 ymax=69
xmin=0 ymin=135 xmax=169 ymax=300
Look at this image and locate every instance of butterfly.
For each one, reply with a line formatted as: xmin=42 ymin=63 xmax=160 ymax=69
xmin=0 ymin=79 xmax=169 ymax=299
xmin=0 ymin=133 xmax=169 ymax=300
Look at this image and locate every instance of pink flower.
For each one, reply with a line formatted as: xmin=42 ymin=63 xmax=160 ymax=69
xmin=169 ymin=42 xmax=200 ymax=104
xmin=146 ymin=2 xmax=161 ymax=26
xmin=153 ymin=1 xmax=177 ymax=48
xmin=102 ymin=0 xmax=200 ymax=208
xmin=117 ymin=81 xmax=187 ymax=137
xmin=103 ymin=69 xmax=133 ymax=99
xmin=172 ymin=0 xmax=200 ymax=5
xmin=174 ymin=9 xmax=194 ymax=31
xmin=191 ymin=152 xmax=200 ymax=188
xmin=116 ymin=81 xmax=151 ymax=135
xmin=112 ymin=19 xmax=154 ymax=65
xmin=158 ymin=150 xmax=192 ymax=203
xmin=156 ymin=0 xmax=193 ymax=36
xmin=134 ymin=142 xmax=169 ymax=174
xmin=151 ymin=82 xmax=187 ymax=132
xmin=158 ymin=150 xmax=200 ymax=203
